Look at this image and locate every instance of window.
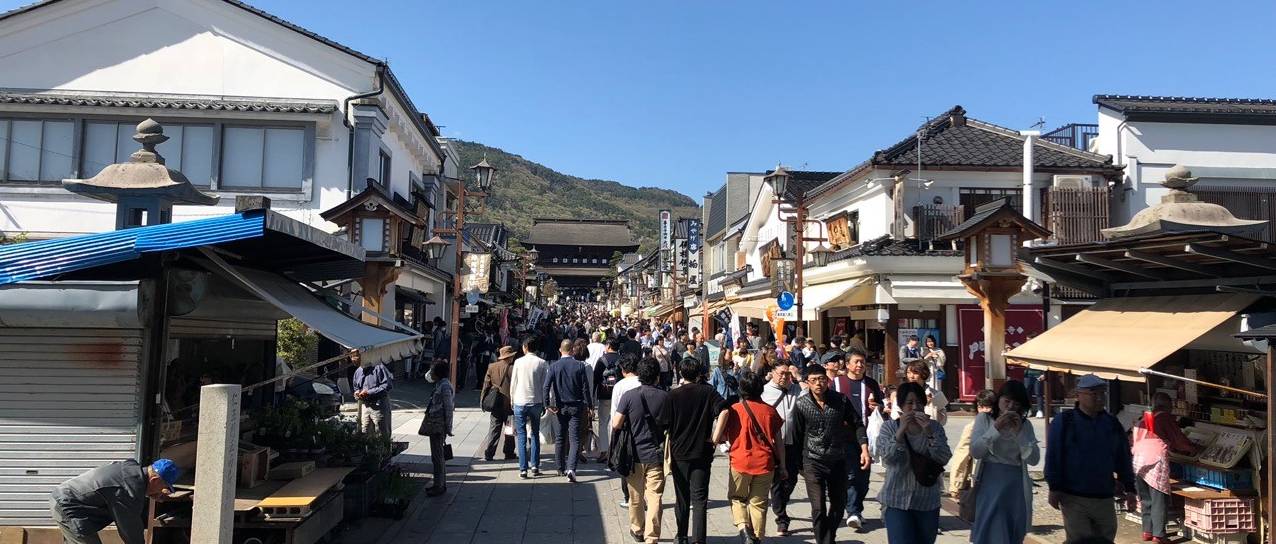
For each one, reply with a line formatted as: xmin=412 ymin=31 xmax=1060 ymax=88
xmin=83 ymin=121 xmax=215 ymax=185
xmin=360 ymin=218 xmax=385 ymax=252
xmin=1 ymin=118 xmax=74 ymax=182
xmin=221 ymin=126 xmax=304 ymax=189
xmin=378 ymin=150 xmax=392 ymax=188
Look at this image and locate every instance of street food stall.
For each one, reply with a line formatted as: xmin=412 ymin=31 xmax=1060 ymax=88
xmin=1009 ymin=167 xmax=1276 ymax=543
xmin=0 ymin=121 xmax=421 ymax=542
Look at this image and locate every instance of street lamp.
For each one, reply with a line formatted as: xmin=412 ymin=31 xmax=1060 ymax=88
xmin=423 ymin=235 xmax=449 ymax=261
xmin=765 ymin=163 xmax=830 ymax=335
xmin=436 ymin=158 xmax=498 ymax=383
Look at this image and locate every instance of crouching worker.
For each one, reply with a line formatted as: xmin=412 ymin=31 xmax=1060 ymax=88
xmin=51 ymin=458 xmax=181 ymax=544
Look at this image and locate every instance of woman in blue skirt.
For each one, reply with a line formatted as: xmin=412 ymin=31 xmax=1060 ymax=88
xmin=970 ymin=380 xmax=1040 ymax=544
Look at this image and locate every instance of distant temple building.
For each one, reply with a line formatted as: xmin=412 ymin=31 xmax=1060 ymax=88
xmin=523 ymin=218 xmax=639 ymax=301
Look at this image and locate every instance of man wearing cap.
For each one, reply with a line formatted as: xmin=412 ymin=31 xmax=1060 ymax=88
xmin=1045 ymin=374 xmax=1136 ymax=544
xmin=352 ymin=350 xmax=394 ymax=440
xmin=479 ymin=345 xmax=519 ymax=461
xmin=51 ymin=459 xmax=180 ymax=544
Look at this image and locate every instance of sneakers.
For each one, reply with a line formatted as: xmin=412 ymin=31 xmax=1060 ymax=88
xmin=425 ymin=485 xmax=447 ymax=497
xmin=519 ymin=471 xmax=528 ymax=479
xmin=1035 ymin=410 xmax=1045 ymax=418
xmin=567 ymin=470 xmax=577 ymax=483
xmin=1142 ymin=532 xmax=1153 ymax=542
xmin=618 ymin=499 xmax=630 ymax=507
xmin=629 ymin=529 xmax=643 ymax=542
xmin=846 ymin=514 xmax=862 ymax=529
xmin=775 ymin=520 xmax=789 ymax=535
xmin=531 ymin=468 xmax=541 ymax=477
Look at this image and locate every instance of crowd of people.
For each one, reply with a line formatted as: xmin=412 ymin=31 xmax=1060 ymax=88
xmin=413 ymin=305 xmax=1179 ymax=544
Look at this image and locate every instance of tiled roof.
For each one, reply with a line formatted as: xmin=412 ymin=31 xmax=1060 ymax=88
xmin=524 ymin=218 xmax=638 ymax=248
xmin=706 ymin=187 xmax=727 ymax=237
xmin=464 ymin=223 xmax=502 ymax=245
xmin=1094 ymin=95 xmax=1276 ymax=116
xmin=807 ymin=106 xmax=1120 ymax=200
xmin=764 ymin=170 xmax=842 ymax=200
xmin=876 ymin=106 xmax=1119 ymax=171
xmin=0 ymin=89 xmax=337 ymax=113
xmin=828 ymin=235 xmax=962 ymax=263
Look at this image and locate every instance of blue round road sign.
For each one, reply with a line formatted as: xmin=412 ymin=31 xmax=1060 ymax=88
xmin=776 ymin=291 xmax=795 ymax=311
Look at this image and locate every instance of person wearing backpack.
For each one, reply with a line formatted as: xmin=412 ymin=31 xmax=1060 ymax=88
xmin=876 ymin=382 xmax=952 ymax=544
xmin=478 ymin=346 xmax=517 ymax=461
xmin=593 ymin=338 xmax=624 ymax=462
xmin=713 ymin=369 xmax=786 ymax=544
xmin=610 ymin=357 xmax=671 ymax=544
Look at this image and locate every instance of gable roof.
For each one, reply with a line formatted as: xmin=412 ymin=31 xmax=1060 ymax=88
xmin=319 ymin=183 xmax=418 ymax=224
xmin=1094 ymin=95 xmax=1276 ymax=124
xmin=828 ymin=235 xmax=962 ymax=263
xmin=0 ymin=88 xmax=337 ymax=113
xmin=808 ymin=106 xmax=1121 ymax=200
xmin=763 ymin=169 xmax=842 ymax=200
xmin=523 ymin=218 xmax=638 ymax=248
xmin=937 ymin=198 xmax=1049 ymax=242
xmin=0 ymin=0 xmax=444 ymax=160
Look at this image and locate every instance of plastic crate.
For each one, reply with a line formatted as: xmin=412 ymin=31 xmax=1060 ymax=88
xmin=1184 ymin=498 xmax=1256 ymax=533
xmin=1178 ymin=464 xmax=1253 ymax=491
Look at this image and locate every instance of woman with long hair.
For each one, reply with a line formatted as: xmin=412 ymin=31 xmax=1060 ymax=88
xmin=711 ymin=349 xmax=741 ymax=402
xmin=970 ymin=380 xmax=1040 ymax=544
xmin=877 ymin=381 xmax=951 ymax=544
xmin=903 ymin=361 xmax=948 ymax=426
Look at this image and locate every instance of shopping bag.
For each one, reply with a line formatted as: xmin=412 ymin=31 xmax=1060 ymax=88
xmin=866 ymin=408 xmax=885 ymax=458
xmin=503 ymin=422 xmax=515 ymax=437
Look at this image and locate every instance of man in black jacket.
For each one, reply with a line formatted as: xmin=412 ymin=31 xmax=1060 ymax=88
xmin=790 ymin=364 xmax=870 ymax=544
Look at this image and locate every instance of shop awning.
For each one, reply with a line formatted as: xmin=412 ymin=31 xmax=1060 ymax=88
xmin=799 ymin=278 xmax=870 ymax=321
xmin=203 ymin=252 xmax=423 ymax=365
xmin=731 ymin=295 xmax=773 ymax=320
xmin=1006 ymin=293 xmax=1258 ymax=381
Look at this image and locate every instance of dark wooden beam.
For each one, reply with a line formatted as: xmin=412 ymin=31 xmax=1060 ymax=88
xmin=1075 ymin=254 xmax=1171 ymax=280
xmin=1124 ymin=250 xmax=1218 ymax=277
xmin=1185 ymin=243 xmax=1276 ymax=272
xmin=1030 ymin=258 xmax=1109 ymax=296
xmin=1113 ymin=274 xmax=1276 ymax=291
xmin=1035 ymin=257 xmax=1117 ymax=282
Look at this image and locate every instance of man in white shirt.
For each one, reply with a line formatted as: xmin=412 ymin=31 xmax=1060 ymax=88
xmin=762 ymin=362 xmax=805 ymax=535
xmin=510 ymin=335 xmax=549 ymax=478
xmin=586 ymin=332 xmax=607 ymax=370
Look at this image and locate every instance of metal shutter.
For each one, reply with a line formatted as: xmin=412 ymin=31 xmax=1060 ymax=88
xmin=0 ymin=328 xmax=143 ymax=526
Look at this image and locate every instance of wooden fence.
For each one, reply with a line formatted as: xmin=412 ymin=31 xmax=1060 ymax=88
xmin=1046 ymin=186 xmax=1109 ymax=245
xmin=913 ymin=205 xmax=965 ymax=243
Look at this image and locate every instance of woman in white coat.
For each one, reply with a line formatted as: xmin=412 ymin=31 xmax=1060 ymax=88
xmin=970 ymin=380 xmax=1040 ymax=544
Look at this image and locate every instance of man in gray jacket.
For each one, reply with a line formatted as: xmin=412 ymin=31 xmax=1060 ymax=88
xmin=51 ymin=458 xmax=180 ymax=544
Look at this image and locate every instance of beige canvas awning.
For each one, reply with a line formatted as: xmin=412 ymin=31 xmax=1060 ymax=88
xmin=798 ymin=277 xmax=870 ymax=321
xmin=1005 ymin=293 xmax=1258 ymax=381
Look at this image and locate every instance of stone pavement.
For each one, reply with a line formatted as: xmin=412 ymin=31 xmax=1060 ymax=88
xmin=358 ymin=381 xmax=1149 ymax=543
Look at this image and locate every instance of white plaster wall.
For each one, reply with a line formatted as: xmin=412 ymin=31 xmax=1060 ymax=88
xmin=0 ymin=0 xmax=443 ymax=238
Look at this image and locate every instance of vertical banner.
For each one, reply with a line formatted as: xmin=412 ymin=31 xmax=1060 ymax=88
xmin=463 ymin=253 xmax=492 ymax=294
xmin=956 ymin=304 xmax=1043 ymax=400
xmin=660 ymin=210 xmax=672 ymax=251
xmin=686 ymin=218 xmax=702 ymax=286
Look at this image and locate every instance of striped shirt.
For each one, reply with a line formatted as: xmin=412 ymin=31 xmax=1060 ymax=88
xmin=875 ymin=418 xmax=952 ymax=511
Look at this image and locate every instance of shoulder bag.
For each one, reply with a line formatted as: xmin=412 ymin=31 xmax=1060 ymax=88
xmin=418 ymin=385 xmax=448 ymax=437
xmin=739 ymin=400 xmax=782 ymax=469
xmin=901 ymin=422 xmax=944 ymax=487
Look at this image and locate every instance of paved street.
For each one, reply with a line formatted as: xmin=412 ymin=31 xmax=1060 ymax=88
xmin=335 ymin=380 xmax=1165 ymax=543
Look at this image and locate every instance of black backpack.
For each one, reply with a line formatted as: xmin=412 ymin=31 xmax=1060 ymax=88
xmin=599 ymin=353 xmax=621 ymax=400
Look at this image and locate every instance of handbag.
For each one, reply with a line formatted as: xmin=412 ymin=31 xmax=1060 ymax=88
xmin=901 ymin=423 xmax=944 ymax=487
xmin=443 ymin=443 xmax=454 ymax=461
xmin=957 ymin=461 xmax=982 ymax=522
xmin=418 ymin=385 xmax=448 ymax=436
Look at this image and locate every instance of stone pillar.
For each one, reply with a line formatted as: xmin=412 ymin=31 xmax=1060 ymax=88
xmin=192 ymin=384 xmax=241 ymax=544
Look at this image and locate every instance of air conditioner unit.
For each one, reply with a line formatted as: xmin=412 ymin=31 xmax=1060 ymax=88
xmin=1052 ymin=175 xmax=1093 ymax=189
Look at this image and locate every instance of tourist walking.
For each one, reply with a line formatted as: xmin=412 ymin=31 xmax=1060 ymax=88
xmin=544 ymin=339 xmax=594 ymax=482
xmin=921 ymin=335 xmax=945 ymax=392
xmin=970 ymin=380 xmax=1040 ymax=544
xmin=763 ymin=362 xmax=803 ymax=536
xmin=711 ymin=351 xmax=741 ymax=401
xmin=610 ymin=358 xmax=670 ymax=544
xmin=479 ymin=345 xmax=518 ymax=461
xmin=789 ymin=363 xmax=870 ymax=544
xmin=841 ymin=347 xmax=884 ymax=530
xmin=420 ymin=360 xmax=454 ymax=497
xmin=1133 ymin=392 xmax=1199 ymax=543
xmin=876 ymin=382 xmax=951 ymax=544
xmin=902 ymin=360 xmax=948 ymax=426
xmin=666 ymin=356 xmax=727 ymax=544
xmin=948 ymin=389 xmax=995 ymax=498
xmin=511 ymin=336 xmax=548 ymax=478
xmin=594 ymin=338 xmax=624 ymax=462
xmin=1045 ymin=374 xmax=1136 ymax=544
xmin=714 ymin=369 xmax=786 ymax=544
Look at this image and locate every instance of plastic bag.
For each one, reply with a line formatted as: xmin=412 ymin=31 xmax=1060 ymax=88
xmin=866 ymin=408 xmax=885 ymax=458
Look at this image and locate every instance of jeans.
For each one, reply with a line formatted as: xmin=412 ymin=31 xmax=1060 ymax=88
xmin=513 ymin=404 xmax=543 ymax=472
xmin=1027 ymin=376 xmax=1046 ymax=415
xmin=671 ymin=458 xmax=712 ymax=542
xmin=884 ymin=507 xmax=940 ymax=544
xmin=802 ymin=457 xmax=848 ymax=544
xmin=845 ymin=448 xmax=871 ymax=518
xmin=1136 ymin=479 xmax=1168 ymax=538
xmin=554 ymin=404 xmax=583 ymax=473
xmin=770 ymin=442 xmax=802 ymax=526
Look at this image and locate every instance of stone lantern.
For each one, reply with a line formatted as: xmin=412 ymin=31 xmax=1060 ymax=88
xmin=938 ymin=198 xmax=1049 ymax=389
xmin=63 ymin=118 xmax=217 ymax=229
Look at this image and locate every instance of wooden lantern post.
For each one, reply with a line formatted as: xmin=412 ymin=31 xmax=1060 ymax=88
xmin=937 ymin=199 xmax=1048 ymax=391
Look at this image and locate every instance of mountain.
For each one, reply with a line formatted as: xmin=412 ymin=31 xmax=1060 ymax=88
xmin=452 ymin=140 xmax=700 ymax=254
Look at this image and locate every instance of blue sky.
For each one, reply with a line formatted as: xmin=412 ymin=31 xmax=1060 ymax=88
xmin=15 ymin=0 xmax=1276 ymax=199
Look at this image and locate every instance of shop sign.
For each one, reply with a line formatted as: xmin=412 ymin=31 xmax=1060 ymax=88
xmin=956 ymin=305 xmax=1042 ymax=401
xmin=660 ymin=210 xmax=672 ymax=250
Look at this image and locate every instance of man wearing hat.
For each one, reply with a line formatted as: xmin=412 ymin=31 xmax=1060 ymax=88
xmin=352 ymin=350 xmax=394 ymax=440
xmin=479 ymin=345 xmax=518 ymax=461
xmin=50 ymin=458 xmax=181 ymax=544
xmin=1044 ymin=374 xmax=1136 ymax=544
